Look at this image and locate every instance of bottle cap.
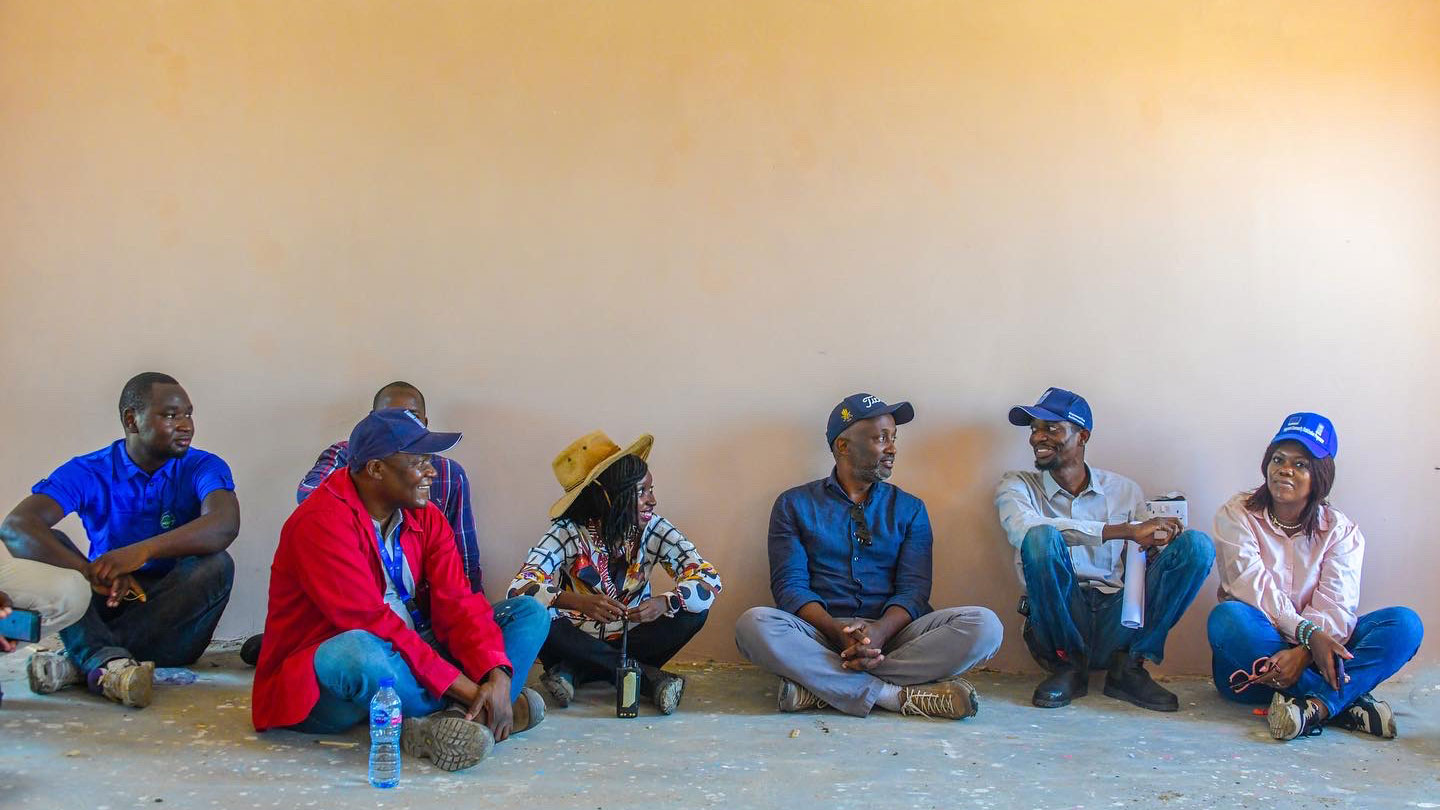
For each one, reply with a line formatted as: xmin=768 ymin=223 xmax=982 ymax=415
xmin=379 ymin=677 xmax=396 ymax=688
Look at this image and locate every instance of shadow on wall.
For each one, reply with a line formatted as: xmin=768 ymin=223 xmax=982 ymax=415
xmin=900 ymin=424 xmax=1033 ymax=673
xmin=660 ymin=419 xmax=818 ymax=664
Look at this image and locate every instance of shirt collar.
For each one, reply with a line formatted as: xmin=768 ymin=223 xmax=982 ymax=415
xmin=824 ymin=468 xmax=886 ymax=505
xmin=115 ymin=439 xmax=175 ymax=481
xmin=1041 ymin=465 xmax=1104 ymax=500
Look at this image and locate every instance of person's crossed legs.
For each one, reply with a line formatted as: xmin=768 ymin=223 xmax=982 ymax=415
xmin=734 ymin=605 xmax=1001 ymax=718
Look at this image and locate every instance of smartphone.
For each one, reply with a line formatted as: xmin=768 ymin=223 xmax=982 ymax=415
xmin=0 ymin=608 xmax=42 ymax=643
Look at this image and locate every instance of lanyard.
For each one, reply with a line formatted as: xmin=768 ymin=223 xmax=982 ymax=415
xmin=373 ymin=521 xmax=430 ymax=631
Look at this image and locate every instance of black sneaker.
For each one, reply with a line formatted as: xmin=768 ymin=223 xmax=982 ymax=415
xmin=1103 ymin=653 xmax=1178 ymax=712
xmin=1330 ymin=693 xmax=1397 ymax=739
xmin=1032 ymin=657 xmax=1088 ymax=708
xmin=239 ymin=634 xmax=263 ymax=667
xmin=1268 ymin=692 xmax=1325 ymax=741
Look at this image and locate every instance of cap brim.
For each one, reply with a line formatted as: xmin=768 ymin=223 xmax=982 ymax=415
xmin=1271 ymin=431 xmax=1331 ymax=459
xmin=400 ymin=430 xmax=462 ymax=456
xmin=548 ymin=433 xmax=655 ymax=519
xmin=1008 ymin=405 xmax=1065 ymax=426
xmin=886 ymin=401 xmax=915 ymax=426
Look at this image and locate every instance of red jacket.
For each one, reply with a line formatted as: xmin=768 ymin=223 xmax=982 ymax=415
xmin=252 ymin=469 xmax=509 ymax=731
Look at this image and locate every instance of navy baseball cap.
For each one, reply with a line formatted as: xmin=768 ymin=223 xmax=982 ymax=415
xmin=347 ymin=408 xmax=462 ymax=470
xmin=826 ymin=393 xmax=915 ymax=448
xmin=1271 ymin=412 xmax=1337 ymax=459
xmin=1008 ymin=387 xmax=1092 ymax=431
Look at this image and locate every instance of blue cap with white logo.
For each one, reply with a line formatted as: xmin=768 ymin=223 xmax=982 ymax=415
xmin=1271 ymin=412 xmax=1337 ymax=459
xmin=826 ymin=393 xmax=915 ymax=448
xmin=1008 ymin=387 xmax=1092 ymax=431
xmin=347 ymin=407 xmax=462 ymax=470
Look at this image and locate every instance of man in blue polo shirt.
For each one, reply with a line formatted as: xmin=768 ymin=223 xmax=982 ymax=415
xmin=0 ymin=372 xmax=239 ymax=708
xmin=735 ymin=393 xmax=1002 ymax=719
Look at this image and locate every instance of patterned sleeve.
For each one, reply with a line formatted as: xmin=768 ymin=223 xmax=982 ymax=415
xmin=648 ymin=517 xmax=722 ymax=615
xmin=507 ymin=521 xmax=581 ymax=607
xmin=297 ymin=442 xmax=347 ymax=504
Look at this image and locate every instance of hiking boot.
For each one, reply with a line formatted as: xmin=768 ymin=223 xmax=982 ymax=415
xmin=1268 ymin=692 xmax=1325 ymax=741
xmin=1032 ymin=658 xmax=1088 ymax=708
xmin=1103 ymin=652 xmax=1178 ymax=712
xmin=511 ymin=686 xmax=547 ymax=733
xmin=1330 ymin=692 xmax=1397 ymax=739
xmin=899 ymin=678 xmax=979 ymax=720
xmin=27 ymin=650 xmax=83 ymax=694
xmin=401 ymin=708 xmax=494 ymax=772
xmin=649 ymin=670 xmax=685 ymax=716
xmin=93 ymin=659 xmax=155 ymax=708
xmin=239 ymin=634 xmax=263 ymax=667
xmin=539 ymin=665 xmax=575 ymax=708
xmin=777 ymin=678 xmax=827 ymax=712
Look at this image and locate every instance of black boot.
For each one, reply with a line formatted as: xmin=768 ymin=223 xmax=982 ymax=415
xmin=240 ymin=634 xmax=263 ymax=667
xmin=1103 ymin=652 xmax=1178 ymax=712
xmin=1032 ymin=656 xmax=1088 ymax=708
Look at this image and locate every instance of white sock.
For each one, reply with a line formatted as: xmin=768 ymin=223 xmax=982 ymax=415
xmin=874 ymin=683 xmax=903 ymax=712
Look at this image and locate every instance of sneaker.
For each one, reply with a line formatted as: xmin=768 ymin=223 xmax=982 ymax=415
xmin=899 ymin=678 xmax=979 ymax=720
xmin=239 ymin=634 xmax=263 ymax=667
xmin=1268 ymin=692 xmax=1325 ymax=741
xmin=1103 ymin=653 xmax=1178 ymax=712
xmin=401 ymin=708 xmax=495 ymax=772
xmin=27 ymin=651 xmax=83 ymax=694
xmin=511 ymin=686 xmax=547 ymax=733
xmin=1032 ymin=658 xmax=1087 ymax=708
xmin=94 ymin=659 xmax=156 ymax=708
xmin=1330 ymin=693 xmax=1397 ymax=739
xmin=777 ymin=678 xmax=828 ymax=712
xmin=539 ymin=666 xmax=574 ymax=708
xmin=650 ymin=670 xmax=685 ymax=716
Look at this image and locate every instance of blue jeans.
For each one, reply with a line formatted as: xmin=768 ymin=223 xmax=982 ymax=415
xmin=1207 ymin=601 xmax=1424 ymax=716
xmin=293 ymin=596 xmax=550 ymax=734
xmin=1021 ymin=526 xmax=1214 ymax=666
xmin=59 ymin=545 xmax=235 ymax=674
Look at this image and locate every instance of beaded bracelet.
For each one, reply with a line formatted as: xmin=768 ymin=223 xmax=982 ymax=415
xmin=1297 ymin=620 xmax=1316 ymax=649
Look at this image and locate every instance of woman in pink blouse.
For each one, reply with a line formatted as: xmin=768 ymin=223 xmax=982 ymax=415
xmin=1208 ymin=412 xmax=1423 ymax=741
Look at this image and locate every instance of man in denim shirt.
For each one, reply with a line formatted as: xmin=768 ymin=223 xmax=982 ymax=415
xmin=736 ymin=393 xmax=1002 ymax=719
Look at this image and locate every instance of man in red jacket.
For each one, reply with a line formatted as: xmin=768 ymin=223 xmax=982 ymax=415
xmin=252 ymin=408 xmax=549 ymax=772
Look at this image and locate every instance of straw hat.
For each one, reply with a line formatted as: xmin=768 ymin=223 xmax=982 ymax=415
xmin=548 ymin=430 xmax=654 ymax=519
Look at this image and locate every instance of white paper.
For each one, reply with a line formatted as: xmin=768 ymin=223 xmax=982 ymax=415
xmin=1121 ymin=539 xmax=1146 ymax=629
xmin=1121 ymin=493 xmax=1189 ymax=630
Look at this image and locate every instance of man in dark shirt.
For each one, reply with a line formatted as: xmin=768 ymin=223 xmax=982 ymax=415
xmin=735 ymin=393 xmax=1002 ymax=719
xmin=0 ymin=372 xmax=238 ymax=708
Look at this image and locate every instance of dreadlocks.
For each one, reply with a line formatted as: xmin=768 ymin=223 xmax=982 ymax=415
xmin=561 ymin=454 xmax=650 ymax=551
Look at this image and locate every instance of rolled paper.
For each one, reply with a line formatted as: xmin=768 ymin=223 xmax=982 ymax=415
xmin=1121 ymin=539 xmax=1146 ymax=629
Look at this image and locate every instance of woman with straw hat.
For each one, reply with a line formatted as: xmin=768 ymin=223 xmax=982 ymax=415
xmin=508 ymin=431 xmax=722 ymax=715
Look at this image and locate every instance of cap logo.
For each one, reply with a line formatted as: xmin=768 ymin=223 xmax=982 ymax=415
xmin=403 ymin=410 xmax=425 ymax=428
xmin=1067 ymin=411 xmax=1087 ymax=427
xmin=840 ymin=408 xmax=853 ymax=422
xmin=860 ymin=395 xmax=882 ymax=408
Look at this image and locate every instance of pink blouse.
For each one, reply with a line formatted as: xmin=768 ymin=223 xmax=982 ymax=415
xmin=1213 ymin=493 xmax=1364 ymax=643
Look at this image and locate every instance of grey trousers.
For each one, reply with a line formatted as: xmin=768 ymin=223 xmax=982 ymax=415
xmin=734 ymin=605 xmax=1003 ymax=717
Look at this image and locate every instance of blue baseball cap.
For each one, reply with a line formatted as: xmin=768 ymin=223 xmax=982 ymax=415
xmin=826 ymin=393 xmax=914 ymax=448
xmin=347 ymin=408 xmax=462 ymax=470
xmin=1271 ymin=412 xmax=1337 ymax=459
xmin=1008 ymin=387 xmax=1092 ymax=431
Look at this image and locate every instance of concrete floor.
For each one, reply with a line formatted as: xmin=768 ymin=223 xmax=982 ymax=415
xmin=1 ymin=640 xmax=1437 ymax=810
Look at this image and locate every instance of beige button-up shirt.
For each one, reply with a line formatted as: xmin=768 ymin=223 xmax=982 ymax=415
xmin=995 ymin=466 xmax=1144 ymax=593
xmin=1213 ymin=493 xmax=1363 ymax=643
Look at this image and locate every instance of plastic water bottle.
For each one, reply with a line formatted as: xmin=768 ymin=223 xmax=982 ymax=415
xmin=368 ymin=677 xmax=402 ymax=788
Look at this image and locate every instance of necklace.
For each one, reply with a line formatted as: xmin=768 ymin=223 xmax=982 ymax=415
xmin=1268 ymin=509 xmax=1303 ymax=532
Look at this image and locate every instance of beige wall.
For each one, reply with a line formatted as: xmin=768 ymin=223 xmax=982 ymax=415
xmin=2 ymin=1 xmax=1437 ymax=675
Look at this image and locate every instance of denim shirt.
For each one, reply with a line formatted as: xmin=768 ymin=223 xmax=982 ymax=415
xmin=768 ymin=470 xmax=933 ymax=621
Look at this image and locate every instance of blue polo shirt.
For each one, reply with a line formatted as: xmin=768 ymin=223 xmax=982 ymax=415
xmin=768 ymin=470 xmax=933 ymax=621
xmin=32 ymin=440 xmax=235 ymax=575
